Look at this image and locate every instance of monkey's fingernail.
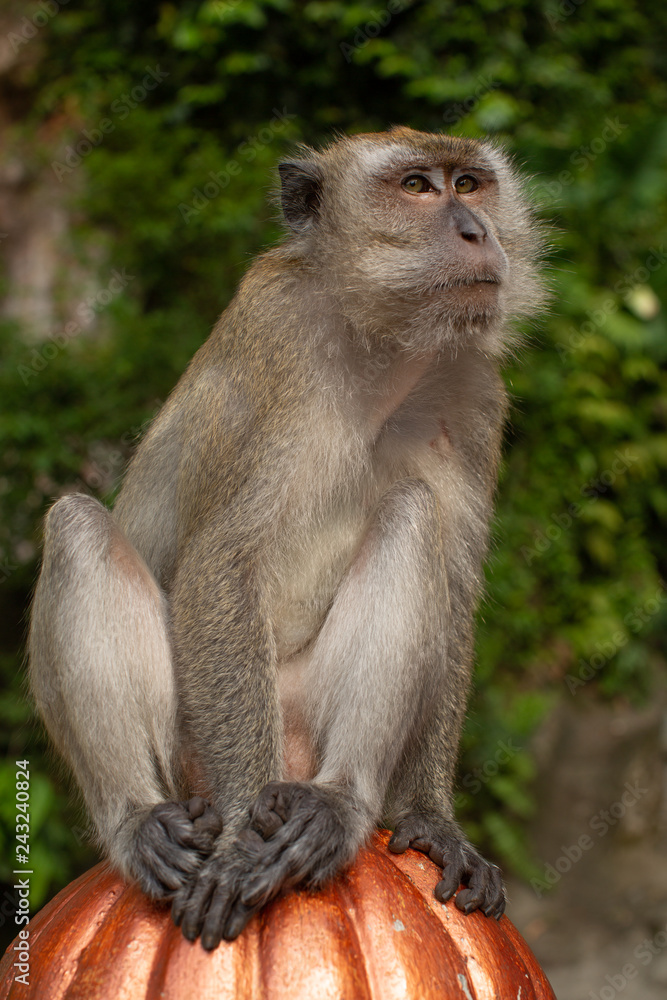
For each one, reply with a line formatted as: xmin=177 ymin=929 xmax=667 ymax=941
xmin=223 ymin=905 xmax=255 ymax=940
xmin=181 ymin=920 xmax=201 ymax=941
xmin=201 ymin=930 xmax=222 ymax=950
xmin=388 ymin=835 xmax=409 ymax=853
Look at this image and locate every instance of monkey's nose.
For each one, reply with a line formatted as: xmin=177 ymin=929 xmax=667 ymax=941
xmin=460 ymin=226 xmax=486 ymax=242
xmin=449 ymin=202 xmax=487 ymax=242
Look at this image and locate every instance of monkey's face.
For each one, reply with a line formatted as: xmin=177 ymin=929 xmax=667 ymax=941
xmin=279 ymin=127 xmax=545 ymax=352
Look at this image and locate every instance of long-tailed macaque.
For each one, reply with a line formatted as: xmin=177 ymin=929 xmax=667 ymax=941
xmin=29 ymin=127 xmax=545 ymax=949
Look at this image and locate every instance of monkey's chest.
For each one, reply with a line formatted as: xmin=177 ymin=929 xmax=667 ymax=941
xmin=269 ymin=512 xmax=364 ymax=660
xmin=270 ymin=513 xmax=366 ymax=784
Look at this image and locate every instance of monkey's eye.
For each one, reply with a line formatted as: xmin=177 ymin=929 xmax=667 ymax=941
xmin=401 ymin=175 xmax=434 ymax=194
xmin=454 ymin=175 xmax=479 ymax=194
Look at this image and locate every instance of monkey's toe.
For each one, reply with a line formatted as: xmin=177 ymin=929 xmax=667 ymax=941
xmin=390 ymin=813 xmax=506 ymax=919
xmin=182 ymin=796 xmax=224 ymax=842
xmin=249 ymin=781 xmax=291 ymax=838
xmin=132 ymin=799 xmax=223 ymax=898
xmin=436 ymin=855 xmax=506 ymax=920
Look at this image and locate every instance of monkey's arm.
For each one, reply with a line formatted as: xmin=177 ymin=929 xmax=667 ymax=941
xmin=169 ymin=515 xmax=283 ymax=819
xmin=167 ymin=514 xmax=287 ymax=948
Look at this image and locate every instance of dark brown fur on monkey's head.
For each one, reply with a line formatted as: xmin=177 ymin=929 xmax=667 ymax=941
xmin=276 ymin=126 xmax=547 ymax=354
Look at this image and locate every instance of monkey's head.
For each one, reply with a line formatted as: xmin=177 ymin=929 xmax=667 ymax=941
xmin=278 ymin=127 xmax=546 ymax=354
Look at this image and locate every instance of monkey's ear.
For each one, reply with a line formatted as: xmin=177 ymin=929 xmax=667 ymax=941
xmin=278 ymin=160 xmax=322 ymax=233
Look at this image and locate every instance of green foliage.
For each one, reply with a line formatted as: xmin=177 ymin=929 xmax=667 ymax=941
xmin=1 ymin=0 xmax=665 ymax=905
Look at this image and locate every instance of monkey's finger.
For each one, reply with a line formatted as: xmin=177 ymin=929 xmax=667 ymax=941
xmin=388 ymin=830 xmax=412 ymax=853
xmin=134 ymin=862 xmax=181 ymax=899
xmin=144 ymin=846 xmax=201 ymax=890
xmin=171 ymin=882 xmax=193 ymax=927
xmin=240 ymin=835 xmax=317 ymax=907
xmin=455 ymin=886 xmax=485 ymax=914
xmin=433 ymin=843 xmax=469 ymax=904
xmin=186 ymin=798 xmax=223 ymax=842
xmin=180 ymin=887 xmax=216 ymax=942
xmin=486 ymin=892 xmax=507 ymax=921
xmin=236 ymin=826 xmax=267 ymax=854
xmin=239 ymin=866 xmax=282 ymax=908
xmin=183 ymin=796 xmax=208 ymax=819
xmin=223 ymin=899 xmax=260 ymax=942
xmin=173 ymin=873 xmax=216 ymax=939
xmin=409 ymin=836 xmax=445 ymax=868
xmin=250 ymin=807 xmax=283 ymax=839
xmin=250 ymin=782 xmax=291 ymax=838
xmin=239 ymin=838 xmax=303 ymax=907
xmin=200 ymin=884 xmax=236 ymax=951
xmin=149 ymin=801 xmax=215 ymax=853
xmin=434 ymin=866 xmax=464 ymax=904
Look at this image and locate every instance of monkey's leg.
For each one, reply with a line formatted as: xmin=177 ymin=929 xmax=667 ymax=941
xmin=384 ymin=603 xmax=506 ymax=918
xmin=385 ymin=721 xmax=506 ymax=919
xmin=29 ymin=494 xmax=222 ymax=898
xmin=213 ymin=478 xmax=455 ymax=936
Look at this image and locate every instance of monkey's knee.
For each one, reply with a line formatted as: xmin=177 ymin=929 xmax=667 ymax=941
xmin=42 ymin=491 xmax=159 ymax=597
xmin=373 ymin=478 xmax=442 ymax=554
xmin=377 ymin=477 xmax=438 ymax=518
xmin=45 ymin=491 xmax=107 ymax=527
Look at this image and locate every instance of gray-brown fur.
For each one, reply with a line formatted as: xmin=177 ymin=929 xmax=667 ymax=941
xmin=28 ymin=126 xmax=546 ymax=949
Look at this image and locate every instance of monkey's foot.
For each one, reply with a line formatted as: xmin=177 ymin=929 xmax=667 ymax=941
xmin=131 ymin=797 xmax=223 ymax=899
xmin=171 ymin=782 xmax=368 ymax=949
xmin=388 ymin=813 xmax=505 ymax=919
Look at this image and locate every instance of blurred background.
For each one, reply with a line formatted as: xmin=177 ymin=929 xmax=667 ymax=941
xmin=0 ymin=1 xmax=665 ymax=996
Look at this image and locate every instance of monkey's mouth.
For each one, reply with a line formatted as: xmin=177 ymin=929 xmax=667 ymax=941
xmin=434 ymin=277 xmax=501 ymax=290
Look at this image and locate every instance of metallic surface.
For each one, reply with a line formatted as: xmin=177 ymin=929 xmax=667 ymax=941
xmin=0 ymin=830 xmax=556 ymax=999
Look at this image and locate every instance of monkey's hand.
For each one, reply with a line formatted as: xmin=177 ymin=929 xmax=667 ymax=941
xmin=172 ymin=781 xmax=370 ymax=948
xmin=171 ymin=831 xmax=265 ymax=949
xmin=128 ymin=796 xmax=222 ymax=899
xmin=388 ymin=813 xmax=505 ymax=919
xmin=242 ymin=780 xmax=367 ymax=903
